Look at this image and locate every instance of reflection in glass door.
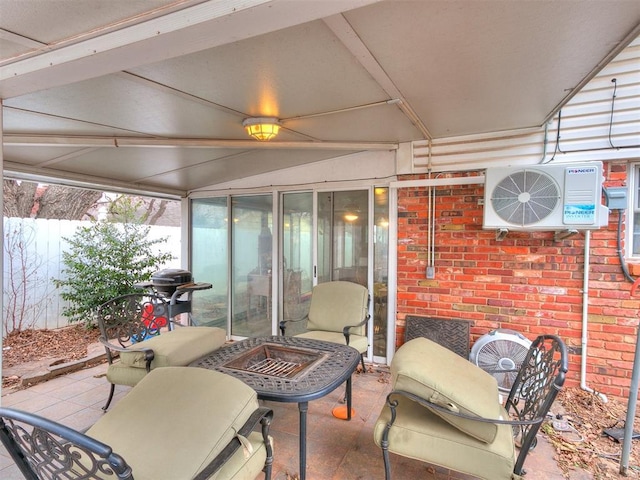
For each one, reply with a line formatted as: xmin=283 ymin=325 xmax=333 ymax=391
xmin=317 ymin=190 xmax=369 ymax=287
xmin=231 ymin=195 xmax=273 ymax=337
xmin=190 ymin=198 xmax=228 ymax=329
xmin=373 ymin=187 xmax=389 ymax=359
xmin=316 ymin=188 xmax=388 ymax=360
xmin=280 ymin=192 xmax=313 ymax=335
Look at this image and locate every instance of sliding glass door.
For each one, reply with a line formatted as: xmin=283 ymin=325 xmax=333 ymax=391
xmin=190 ymin=198 xmax=228 ymax=329
xmin=190 ymin=187 xmax=388 ymax=360
xmin=373 ymin=187 xmax=389 ymax=359
xmin=317 ymin=190 xmax=369 ymax=287
xmin=231 ymin=195 xmax=273 ymax=337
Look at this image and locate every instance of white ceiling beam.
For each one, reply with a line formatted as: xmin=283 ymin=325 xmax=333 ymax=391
xmin=3 ymin=134 xmax=398 ymax=151
xmin=0 ymin=0 xmax=383 ymax=99
xmin=323 ymin=13 xmax=432 ymax=140
xmin=3 ymin=161 xmax=185 ymax=199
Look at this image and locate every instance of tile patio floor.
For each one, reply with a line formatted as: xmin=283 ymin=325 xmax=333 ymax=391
xmin=0 ymin=361 xmax=589 ymax=479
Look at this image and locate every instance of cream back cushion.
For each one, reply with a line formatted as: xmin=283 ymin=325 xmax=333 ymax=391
xmin=391 ymin=337 xmax=502 ymax=443
xmin=307 ymin=281 xmax=368 ymax=335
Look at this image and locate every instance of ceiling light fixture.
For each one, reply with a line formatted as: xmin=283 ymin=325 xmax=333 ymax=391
xmin=242 ymin=117 xmax=281 ymax=141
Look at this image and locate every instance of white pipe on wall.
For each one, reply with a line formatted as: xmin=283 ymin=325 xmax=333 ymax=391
xmin=389 ymin=175 xmax=485 ymax=189
xmin=581 ymin=230 xmax=608 ymax=402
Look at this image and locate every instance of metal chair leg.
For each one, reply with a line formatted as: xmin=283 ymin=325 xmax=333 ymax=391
xmin=381 ymin=439 xmax=392 ymax=480
xmin=102 ymin=383 xmax=115 ymax=411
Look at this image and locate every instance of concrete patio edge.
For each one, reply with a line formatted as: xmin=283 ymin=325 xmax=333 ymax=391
xmin=2 ymin=343 xmax=106 ymax=394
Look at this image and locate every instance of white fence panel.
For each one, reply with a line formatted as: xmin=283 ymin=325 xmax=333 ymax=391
xmin=3 ymin=218 xmax=181 ymax=334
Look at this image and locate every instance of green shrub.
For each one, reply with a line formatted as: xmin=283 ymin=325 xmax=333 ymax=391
xmin=53 ymin=221 xmax=174 ymax=325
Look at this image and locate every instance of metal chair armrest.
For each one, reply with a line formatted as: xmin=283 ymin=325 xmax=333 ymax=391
xmin=386 ymin=390 xmax=544 ymax=427
xmin=193 ymin=407 xmax=274 ymax=480
xmin=168 ymin=319 xmax=185 ymax=329
xmin=99 ymin=337 xmax=155 ymax=370
xmin=0 ymin=407 xmax=132 ymax=480
xmin=343 ymin=291 xmax=371 ymax=343
xmin=342 ymin=313 xmax=370 ymax=345
xmin=279 ymin=315 xmax=309 ymax=336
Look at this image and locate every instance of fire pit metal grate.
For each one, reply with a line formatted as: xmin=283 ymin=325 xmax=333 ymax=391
xmin=247 ymin=358 xmax=301 ymax=377
xmin=221 ymin=343 xmax=325 ymax=380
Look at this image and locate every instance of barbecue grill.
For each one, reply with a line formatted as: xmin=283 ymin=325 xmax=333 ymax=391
xmin=149 ymin=268 xmax=193 ymax=297
xmin=135 ymin=268 xmax=211 ymax=324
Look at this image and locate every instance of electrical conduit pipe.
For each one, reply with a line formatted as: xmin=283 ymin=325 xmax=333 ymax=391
xmin=581 ymin=230 xmax=608 ymax=402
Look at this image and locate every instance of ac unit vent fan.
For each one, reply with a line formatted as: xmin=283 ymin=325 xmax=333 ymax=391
xmin=469 ymin=329 xmax=532 ymax=393
xmin=491 ymin=170 xmax=560 ymax=226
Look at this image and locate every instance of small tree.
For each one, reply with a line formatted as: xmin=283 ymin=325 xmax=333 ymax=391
xmin=53 ymin=219 xmax=175 ymax=325
xmin=3 ymin=220 xmax=53 ymax=335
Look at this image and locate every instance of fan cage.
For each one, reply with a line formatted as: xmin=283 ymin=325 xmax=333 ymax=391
xmin=490 ymin=170 xmax=561 ymax=226
xmin=470 ymin=329 xmax=532 ymax=393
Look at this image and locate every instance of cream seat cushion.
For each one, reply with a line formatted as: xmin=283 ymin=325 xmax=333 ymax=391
xmin=295 ymin=330 xmax=368 ymax=354
xmin=374 ymin=396 xmax=516 ymax=480
xmin=390 ymin=337 xmax=502 ymax=443
xmin=87 ymin=367 xmax=265 ymax=480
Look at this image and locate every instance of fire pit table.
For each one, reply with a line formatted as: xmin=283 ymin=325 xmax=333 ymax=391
xmin=189 ymin=335 xmax=361 ymax=480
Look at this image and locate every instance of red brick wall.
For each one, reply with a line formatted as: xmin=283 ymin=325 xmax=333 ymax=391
xmin=396 ymin=161 xmax=640 ymax=400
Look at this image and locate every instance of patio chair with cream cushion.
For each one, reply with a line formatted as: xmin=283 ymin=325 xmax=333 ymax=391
xmin=0 ymin=367 xmax=274 ymax=480
xmin=96 ymin=293 xmax=226 ymax=410
xmin=279 ymin=280 xmax=369 ymax=372
xmin=374 ymin=334 xmax=568 ymax=480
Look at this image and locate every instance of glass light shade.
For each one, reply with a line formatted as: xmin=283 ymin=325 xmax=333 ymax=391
xmin=243 ymin=117 xmax=281 ymax=141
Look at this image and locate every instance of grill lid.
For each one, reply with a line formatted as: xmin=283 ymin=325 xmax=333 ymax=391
xmin=151 ymin=268 xmax=192 ymax=286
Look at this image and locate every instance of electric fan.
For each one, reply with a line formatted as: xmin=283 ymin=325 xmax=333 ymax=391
xmin=469 ymin=329 xmax=532 ymax=393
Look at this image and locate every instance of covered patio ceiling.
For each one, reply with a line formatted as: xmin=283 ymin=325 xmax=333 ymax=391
xmin=1 ymin=0 xmax=639 ymax=198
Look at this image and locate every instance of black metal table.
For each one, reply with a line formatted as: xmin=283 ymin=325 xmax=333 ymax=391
xmin=189 ymin=335 xmax=360 ymax=480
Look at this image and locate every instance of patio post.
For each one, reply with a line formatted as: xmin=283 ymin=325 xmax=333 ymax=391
xmin=620 ymin=277 xmax=640 ymax=474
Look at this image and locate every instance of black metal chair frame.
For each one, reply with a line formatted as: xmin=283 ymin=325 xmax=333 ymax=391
xmin=380 ymin=334 xmax=568 ymax=479
xmin=0 ymin=406 xmax=274 ymax=480
xmin=96 ymin=293 xmax=181 ymax=410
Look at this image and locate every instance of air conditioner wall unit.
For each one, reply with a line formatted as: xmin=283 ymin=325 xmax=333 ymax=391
xmin=483 ymin=162 xmax=609 ymax=231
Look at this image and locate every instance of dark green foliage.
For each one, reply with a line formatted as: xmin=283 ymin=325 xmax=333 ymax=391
xmin=53 ymin=221 xmax=174 ymax=324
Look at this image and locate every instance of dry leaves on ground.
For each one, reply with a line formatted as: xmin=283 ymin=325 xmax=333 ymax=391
xmin=2 ymin=324 xmax=101 ymax=389
xmin=545 ymin=387 xmax=640 ymax=479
